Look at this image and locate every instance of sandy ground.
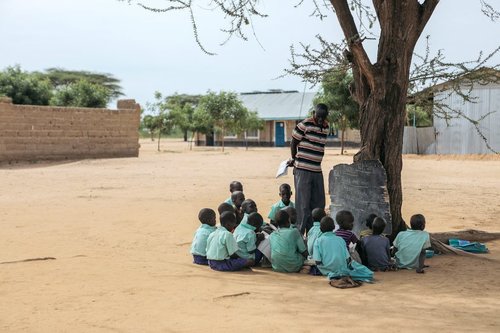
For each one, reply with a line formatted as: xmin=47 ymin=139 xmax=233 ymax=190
xmin=1 ymin=139 xmax=500 ymax=332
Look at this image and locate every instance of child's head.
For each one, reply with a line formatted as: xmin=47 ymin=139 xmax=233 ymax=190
xmin=312 ymin=207 xmax=326 ymax=222
xmin=241 ymin=199 xmax=258 ymax=214
xmin=275 ymin=210 xmax=290 ymax=228
xmin=247 ymin=212 xmax=263 ymax=231
xmin=278 ymin=183 xmax=292 ymax=205
xmin=220 ymin=211 xmax=237 ymax=231
xmin=336 ymin=210 xmax=354 ymax=230
xmin=282 ymin=206 xmax=297 ymax=225
xmin=365 ymin=213 xmax=378 ymax=230
xmin=320 ymin=216 xmax=335 ymax=233
xmin=231 ymin=191 xmax=245 ymax=208
xmin=372 ymin=217 xmax=386 ymax=235
xmin=218 ymin=202 xmax=234 ymax=215
xmin=410 ymin=214 xmax=426 ymax=231
xmin=198 ymin=208 xmax=216 ymax=227
xmin=229 ymin=181 xmax=243 ymax=193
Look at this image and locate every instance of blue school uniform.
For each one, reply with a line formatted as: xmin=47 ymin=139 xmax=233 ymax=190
xmin=394 ymin=229 xmax=431 ymax=269
xmin=190 ymin=224 xmax=216 ymax=265
xmin=233 ymin=222 xmax=257 ymax=260
xmin=206 ymin=226 xmax=248 ymax=271
xmin=224 ymin=196 xmax=233 ymax=206
xmin=240 ymin=213 xmax=249 ymax=225
xmin=313 ymin=231 xmax=373 ymax=282
xmin=269 ymin=227 xmax=306 ymax=273
xmin=268 ymin=200 xmax=295 ymax=222
xmin=307 ymin=221 xmax=322 ymax=255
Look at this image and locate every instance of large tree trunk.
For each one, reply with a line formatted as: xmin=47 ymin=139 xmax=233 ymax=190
xmin=331 ymin=0 xmax=439 ymax=238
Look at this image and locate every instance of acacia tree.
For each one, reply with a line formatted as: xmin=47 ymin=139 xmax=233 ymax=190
xmin=124 ymin=0 xmax=499 ymax=236
xmin=147 ymin=91 xmax=173 ymax=151
xmin=314 ymin=70 xmax=359 ymax=155
xmin=165 ymin=93 xmax=201 ymax=142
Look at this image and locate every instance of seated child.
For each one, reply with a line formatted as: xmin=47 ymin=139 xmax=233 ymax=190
xmin=362 ymin=217 xmax=393 ymax=271
xmin=307 ymin=207 xmax=326 ymax=256
xmin=269 ymin=210 xmax=307 ymax=273
xmin=224 ymin=181 xmax=243 ymax=205
xmin=313 ymin=216 xmax=373 ymax=282
xmin=268 ymin=183 xmax=294 ymax=224
xmin=231 ymin=191 xmax=246 ymax=224
xmin=218 ymin=202 xmax=235 ymax=215
xmin=234 ymin=212 xmax=263 ymax=266
xmin=282 ymin=206 xmax=298 ymax=229
xmin=240 ymin=199 xmax=258 ymax=225
xmin=190 ymin=208 xmax=217 ymax=265
xmin=394 ymin=214 xmax=431 ymax=273
xmin=360 ymin=213 xmax=378 ymax=238
xmin=335 ymin=210 xmax=359 ymax=249
xmin=206 ymin=211 xmax=254 ymax=271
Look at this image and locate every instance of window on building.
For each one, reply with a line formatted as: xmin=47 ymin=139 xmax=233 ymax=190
xmin=245 ymin=129 xmax=259 ymax=139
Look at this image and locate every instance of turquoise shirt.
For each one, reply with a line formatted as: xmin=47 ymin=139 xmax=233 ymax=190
xmin=268 ymin=200 xmax=295 ymax=222
xmin=313 ymin=232 xmax=350 ymax=276
xmin=394 ymin=229 xmax=431 ymax=269
xmin=233 ymin=222 xmax=257 ymax=260
xmin=270 ymin=227 xmax=306 ymax=273
xmin=240 ymin=213 xmax=249 ymax=225
xmin=224 ymin=197 xmax=233 ymax=206
xmin=206 ymin=226 xmax=239 ymax=261
xmin=307 ymin=221 xmax=322 ymax=255
xmin=190 ymin=224 xmax=216 ymax=256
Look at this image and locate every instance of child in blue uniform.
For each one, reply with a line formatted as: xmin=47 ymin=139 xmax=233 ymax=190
xmin=268 ymin=184 xmax=294 ymax=224
xmin=394 ymin=214 xmax=431 ymax=273
xmin=224 ymin=181 xmax=243 ymax=205
xmin=234 ymin=212 xmax=263 ymax=265
xmin=307 ymin=208 xmax=326 ymax=256
xmin=240 ymin=199 xmax=258 ymax=225
xmin=190 ymin=208 xmax=217 ymax=265
xmin=313 ymin=216 xmax=373 ymax=282
xmin=269 ymin=210 xmax=307 ymax=273
xmin=206 ymin=211 xmax=254 ymax=271
xmin=218 ymin=202 xmax=235 ymax=216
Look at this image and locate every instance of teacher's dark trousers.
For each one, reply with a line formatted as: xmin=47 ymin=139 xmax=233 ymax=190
xmin=294 ymin=168 xmax=325 ymax=235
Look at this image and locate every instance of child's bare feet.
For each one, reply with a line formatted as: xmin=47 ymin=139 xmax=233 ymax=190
xmin=416 ymin=268 xmax=425 ymax=274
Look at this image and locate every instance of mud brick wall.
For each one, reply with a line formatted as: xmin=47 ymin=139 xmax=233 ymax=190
xmin=0 ymin=97 xmax=140 ymax=162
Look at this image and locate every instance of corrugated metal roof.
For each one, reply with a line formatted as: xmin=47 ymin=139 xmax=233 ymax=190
xmin=238 ymin=91 xmax=316 ymax=120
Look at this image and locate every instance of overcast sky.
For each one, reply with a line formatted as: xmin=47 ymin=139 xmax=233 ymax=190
xmin=0 ymin=0 xmax=499 ymax=108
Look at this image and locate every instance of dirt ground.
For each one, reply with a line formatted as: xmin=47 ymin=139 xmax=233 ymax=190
xmin=1 ymin=139 xmax=500 ymax=332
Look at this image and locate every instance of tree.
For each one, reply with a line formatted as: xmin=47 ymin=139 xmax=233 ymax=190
xmin=196 ymin=91 xmax=249 ymax=152
xmin=126 ymin=0 xmax=499 ymax=237
xmin=314 ymin=70 xmax=359 ymax=155
xmin=142 ymin=114 xmax=158 ymax=141
xmin=50 ymin=79 xmax=111 ymax=108
xmin=165 ymin=93 xmax=201 ymax=142
xmin=43 ymin=68 xmax=124 ymax=99
xmin=146 ymin=91 xmax=174 ymax=151
xmin=0 ymin=65 xmax=52 ymax=105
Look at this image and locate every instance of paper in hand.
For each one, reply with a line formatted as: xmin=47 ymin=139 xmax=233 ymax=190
xmin=276 ymin=160 xmax=289 ymax=178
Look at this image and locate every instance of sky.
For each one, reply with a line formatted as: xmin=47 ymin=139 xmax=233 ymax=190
xmin=0 ymin=0 xmax=499 ymax=109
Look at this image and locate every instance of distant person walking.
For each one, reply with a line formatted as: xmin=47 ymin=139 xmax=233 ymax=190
xmin=288 ymin=103 xmax=329 ymax=235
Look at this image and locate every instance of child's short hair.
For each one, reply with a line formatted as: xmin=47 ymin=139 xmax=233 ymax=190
xmin=231 ymin=191 xmax=245 ymax=205
xmin=220 ymin=211 xmax=236 ymax=229
xmin=410 ymin=214 xmax=426 ymax=230
xmin=312 ymin=207 xmax=326 ymax=222
xmin=282 ymin=206 xmax=296 ymax=224
xmin=241 ymin=199 xmax=257 ymax=214
xmin=247 ymin=212 xmax=263 ymax=230
xmin=198 ymin=208 xmax=216 ymax=225
xmin=229 ymin=181 xmax=243 ymax=193
xmin=275 ymin=210 xmax=290 ymax=228
xmin=336 ymin=210 xmax=354 ymax=229
xmin=320 ymin=216 xmax=335 ymax=233
xmin=218 ymin=202 xmax=234 ymax=215
xmin=372 ymin=217 xmax=386 ymax=235
xmin=365 ymin=213 xmax=378 ymax=229
xmin=279 ymin=183 xmax=291 ymax=193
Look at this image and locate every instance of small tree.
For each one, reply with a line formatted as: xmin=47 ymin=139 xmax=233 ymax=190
xmin=165 ymin=94 xmax=201 ymax=142
xmin=314 ymin=70 xmax=359 ymax=154
xmin=146 ymin=91 xmax=174 ymax=151
xmin=142 ymin=114 xmax=158 ymax=141
xmin=234 ymin=110 xmax=264 ymax=150
xmin=0 ymin=65 xmax=52 ymax=105
xmin=191 ymin=105 xmax=215 ymax=149
xmin=196 ymin=91 xmax=249 ymax=152
xmin=50 ymin=79 xmax=111 ymax=108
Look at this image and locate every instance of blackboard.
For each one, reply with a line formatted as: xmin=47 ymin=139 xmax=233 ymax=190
xmin=328 ymin=160 xmax=392 ymax=236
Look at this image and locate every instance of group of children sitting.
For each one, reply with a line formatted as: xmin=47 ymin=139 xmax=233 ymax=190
xmin=191 ymin=180 xmax=432 ymax=283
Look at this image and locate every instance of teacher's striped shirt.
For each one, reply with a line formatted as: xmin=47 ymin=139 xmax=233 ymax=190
xmin=292 ymin=117 xmax=329 ymax=173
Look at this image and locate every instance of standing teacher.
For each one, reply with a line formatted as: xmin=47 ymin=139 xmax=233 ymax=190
xmin=287 ymin=103 xmax=329 ymax=235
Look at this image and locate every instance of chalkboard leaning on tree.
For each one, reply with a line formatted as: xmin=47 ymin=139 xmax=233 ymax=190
xmin=287 ymin=103 xmax=329 ymax=235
